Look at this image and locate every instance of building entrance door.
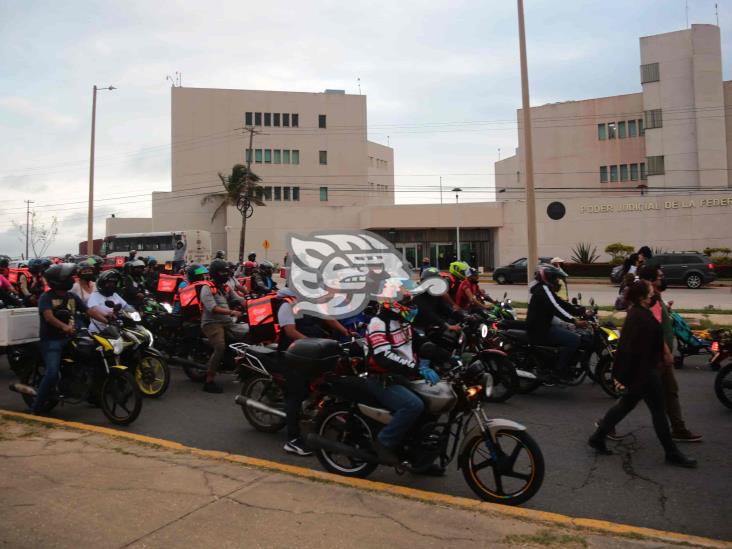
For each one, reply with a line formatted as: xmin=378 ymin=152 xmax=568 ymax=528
xmin=430 ymin=243 xmax=454 ymax=270
xmin=395 ymin=244 xmax=420 ymax=271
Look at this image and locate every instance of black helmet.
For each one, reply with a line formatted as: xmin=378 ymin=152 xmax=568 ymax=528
xmin=28 ymin=258 xmax=52 ymax=274
xmin=420 ymin=267 xmax=441 ymax=282
xmin=44 ymin=263 xmax=77 ymax=292
xmin=147 ymin=256 xmax=158 ymax=267
xmin=185 ymin=263 xmax=209 ymax=283
xmin=78 ymin=259 xmax=97 ymax=281
xmin=208 ymin=259 xmax=231 ymax=284
xmin=535 ymin=264 xmax=566 ymax=292
xmin=215 ymin=250 xmax=226 ymax=260
xmin=258 ymin=260 xmax=274 ymax=275
xmin=247 ymin=252 xmax=256 ymax=262
xmin=97 ymin=270 xmax=121 ymax=297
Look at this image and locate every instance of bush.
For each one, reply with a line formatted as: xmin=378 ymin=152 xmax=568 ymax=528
xmin=703 ymin=247 xmax=731 ymax=256
xmin=711 ymin=255 xmax=729 ymax=266
xmin=604 ymin=242 xmax=635 ymax=265
xmin=570 ymin=242 xmax=600 ymax=264
xmin=716 ymin=264 xmax=732 ymax=279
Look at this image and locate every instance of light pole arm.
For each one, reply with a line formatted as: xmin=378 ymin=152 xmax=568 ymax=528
xmin=87 ymin=85 xmax=97 ymax=256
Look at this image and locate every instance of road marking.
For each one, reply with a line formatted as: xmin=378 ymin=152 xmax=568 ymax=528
xmin=2 ymin=409 xmax=729 ymax=548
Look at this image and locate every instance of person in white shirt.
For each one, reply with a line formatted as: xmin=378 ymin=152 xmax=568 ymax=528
xmin=87 ymin=270 xmax=135 ymax=333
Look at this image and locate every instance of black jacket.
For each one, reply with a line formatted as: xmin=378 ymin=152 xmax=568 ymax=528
xmin=526 ymin=283 xmax=582 ymax=341
xmin=612 ymin=306 xmax=663 ymax=387
xmin=413 ymin=293 xmax=458 ymax=329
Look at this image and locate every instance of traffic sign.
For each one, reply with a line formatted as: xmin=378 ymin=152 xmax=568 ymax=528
xmin=262 ymin=239 xmax=270 ymax=250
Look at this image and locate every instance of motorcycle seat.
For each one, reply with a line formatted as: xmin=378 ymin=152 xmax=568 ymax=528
xmin=499 ymin=319 xmax=527 ymax=330
xmin=504 ymin=329 xmax=530 ymax=343
xmin=245 ymin=346 xmax=285 ymax=373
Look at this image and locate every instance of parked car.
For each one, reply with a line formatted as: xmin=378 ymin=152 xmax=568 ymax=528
xmin=645 ymin=252 xmax=716 ymax=289
xmin=492 ymin=257 xmax=553 ymax=284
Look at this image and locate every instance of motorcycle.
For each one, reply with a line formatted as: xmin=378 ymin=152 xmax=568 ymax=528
xmin=9 ymin=326 xmax=143 ymax=425
xmin=711 ymin=329 xmax=732 ymax=409
xmin=305 ymin=341 xmax=545 ymax=506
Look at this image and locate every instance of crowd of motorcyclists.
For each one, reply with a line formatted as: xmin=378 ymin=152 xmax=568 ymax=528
xmin=0 ymin=243 xmax=703 ymax=491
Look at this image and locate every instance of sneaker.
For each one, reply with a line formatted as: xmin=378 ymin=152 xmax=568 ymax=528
xmin=588 ymin=433 xmax=613 ymax=455
xmin=595 ymin=420 xmax=623 ymax=442
xmin=284 ymin=438 xmax=313 ymax=456
xmin=671 ymin=430 xmax=703 ymax=443
xmin=202 ymin=381 xmax=223 ymax=394
xmin=665 ymin=450 xmax=697 ymax=468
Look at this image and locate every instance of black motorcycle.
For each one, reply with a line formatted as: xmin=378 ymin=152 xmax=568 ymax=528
xmin=711 ymin=329 xmax=732 ymax=409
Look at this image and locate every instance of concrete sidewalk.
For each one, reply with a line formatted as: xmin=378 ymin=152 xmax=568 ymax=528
xmin=0 ymin=415 xmax=727 ymax=549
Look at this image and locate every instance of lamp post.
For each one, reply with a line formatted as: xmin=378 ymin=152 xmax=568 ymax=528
xmin=452 ymin=187 xmax=462 ymax=261
xmin=87 ymin=84 xmax=116 ymax=256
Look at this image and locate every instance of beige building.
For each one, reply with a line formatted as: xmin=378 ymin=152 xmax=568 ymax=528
xmin=109 ymin=24 xmax=732 ymax=270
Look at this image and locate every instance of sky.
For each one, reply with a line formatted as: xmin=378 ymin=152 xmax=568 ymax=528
xmin=1 ymin=0 xmax=730 ymax=258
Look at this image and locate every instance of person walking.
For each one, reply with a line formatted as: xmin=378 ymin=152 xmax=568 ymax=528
xmin=589 ymin=280 xmax=697 ymax=468
xmin=638 ymin=264 xmax=702 ymax=442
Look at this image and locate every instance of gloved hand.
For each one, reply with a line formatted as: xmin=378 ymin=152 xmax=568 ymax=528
xmin=419 ymin=365 xmax=440 ymax=385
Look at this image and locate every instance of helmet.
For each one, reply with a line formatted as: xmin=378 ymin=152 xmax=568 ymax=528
xmin=258 ymin=260 xmax=274 ymax=275
xmin=247 ymin=252 xmax=257 ymax=261
xmin=185 ymin=263 xmax=209 ymax=283
xmin=208 ymin=259 xmax=231 ymax=284
xmin=448 ymin=261 xmax=470 ymax=281
xmin=420 ymin=267 xmax=441 ymax=282
xmin=535 ymin=264 xmax=567 ymax=292
xmin=130 ymin=259 xmax=145 ymax=276
xmin=97 ymin=270 xmax=121 ymax=297
xmin=215 ymin=250 xmax=226 ymax=260
xmin=28 ymin=258 xmax=52 ymax=274
xmin=379 ymin=292 xmax=418 ymax=324
xmin=147 ymin=257 xmax=158 ymax=267
xmin=78 ymin=259 xmax=97 ymax=281
xmin=44 ymin=263 xmax=77 ymax=292
xmin=466 ymin=267 xmax=479 ymax=278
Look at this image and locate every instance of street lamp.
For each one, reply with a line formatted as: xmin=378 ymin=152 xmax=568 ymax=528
xmin=87 ymin=84 xmax=116 ymax=256
xmin=452 ymin=187 xmax=462 ymax=261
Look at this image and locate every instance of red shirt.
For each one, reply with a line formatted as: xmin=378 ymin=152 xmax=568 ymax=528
xmin=455 ymin=279 xmax=480 ymax=309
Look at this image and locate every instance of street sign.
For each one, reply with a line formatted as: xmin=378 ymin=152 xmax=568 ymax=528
xmin=262 ymin=239 xmax=270 ymax=250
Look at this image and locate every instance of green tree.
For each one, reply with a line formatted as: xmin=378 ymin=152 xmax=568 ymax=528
xmin=202 ymin=164 xmax=264 ymax=262
xmin=570 ymin=242 xmax=600 ymax=264
xmin=604 ymin=242 xmax=635 ymax=265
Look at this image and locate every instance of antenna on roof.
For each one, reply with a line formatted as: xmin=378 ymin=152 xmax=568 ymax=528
xmin=357 ymin=77 xmax=361 ymax=95
xmin=716 ymin=3 xmax=720 ymax=26
xmin=685 ymin=0 xmax=689 ymax=28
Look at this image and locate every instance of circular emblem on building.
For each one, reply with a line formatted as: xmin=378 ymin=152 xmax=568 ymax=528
xmin=547 ymin=201 xmax=566 ymax=220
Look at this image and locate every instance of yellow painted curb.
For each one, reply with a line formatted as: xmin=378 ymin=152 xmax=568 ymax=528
xmin=1 ymin=409 xmax=729 ymax=548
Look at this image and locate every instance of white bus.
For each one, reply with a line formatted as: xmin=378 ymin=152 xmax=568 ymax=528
xmin=101 ymin=230 xmax=213 ymax=264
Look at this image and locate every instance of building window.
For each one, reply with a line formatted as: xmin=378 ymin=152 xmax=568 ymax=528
xmin=254 ymin=112 xmax=262 ymax=126
xmin=255 ymin=149 xmax=262 ymax=163
xmin=292 ymin=186 xmax=300 ymax=201
xmin=283 ymin=150 xmax=290 ymax=164
xmin=283 ymin=113 xmax=290 ymax=127
xmin=264 ymin=113 xmax=271 ymax=127
xmin=597 ymin=124 xmax=606 ymax=140
xmin=319 ymin=114 xmax=326 ymax=128
xmin=291 ymin=150 xmax=300 ymax=164
xmin=646 ymin=155 xmax=665 ymax=176
xmin=274 ymin=187 xmax=281 ymax=201
xmin=245 ymin=148 xmax=252 ymax=163
xmin=273 ymin=149 xmax=281 ymax=164
xmin=264 ymin=186 xmax=272 ymax=201
xmin=292 ymin=113 xmax=299 ymax=127
xmin=369 ymin=156 xmax=374 ymax=166
xmin=630 ymin=163 xmax=639 ymax=181
xmin=618 ymin=121 xmax=626 ymax=139
xmin=638 ymin=118 xmax=645 ymax=136
xmin=640 ymin=162 xmax=647 ymax=180
xmin=600 ymin=166 xmax=608 ymax=183
xmin=319 ymin=150 xmax=327 ymax=165
xmin=640 ymin=62 xmax=660 ymax=84
xmin=283 ymin=186 xmax=291 ymax=201
xmin=273 ymin=113 xmax=280 ymax=127
xmin=264 ymin=149 xmax=272 ymax=164
xmin=620 ymin=164 xmax=628 ymax=181
xmin=644 ymin=109 xmax=663 ymax=129
xmin=610 ymin=165 xmax=618 ymax=182
xmin=608 ymin=122 xmax=617 ymax=139
xmin=319 ymin=186 xmax=328 ymax=201
xmin=628 ymin=119 xmax=637 ymax=137
xmin=245 ymin=112 xmax=253 ymax=126
xmin=255 ymin=187 xmax=264 ymax=202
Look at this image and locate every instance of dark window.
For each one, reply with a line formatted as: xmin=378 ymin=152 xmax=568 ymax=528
xmin=264 ymin=113 xmax=271 ymax=126
xmin=273 ymin=113 xmax=280 ymax=127
xmin=610 ymin=165 xmax=618 ymax=182
xmin=640 ymin=62 xmax=660 ymax=84
xmin=597 ymin=124 xmax=606 ymax=140
xmin=318 ymin=114 xmax=326 ymax=128
xmin=283 ymin=186 xmax=291 ymax=201
xmin=319 ymin=186 xmax=328 ymax=201
xmin=620 ymin=164 xmax=628 ymax=181
xmin=628 ymin=119 xmax=637 ymax=137
xmin=274 ymin=187 xmax=281 ymax=201
xmin=630 ymin=163 xmax=639 ymax=181
xmin=647 ymin=155 xmax=665 ymax=176
xmin=546 ymin=201 xmax=566 ymax=220
xmin=264 ymin=186 xmax=272 ymax=200
xmin=291 ymin=150 xmax=299 ymax=164
xmin=255 ymin=149 xmax=262 ymax=163
xmin=245 ymin=148 xmax=252 ymax=163
xmin=273 ymin=149 xmax=281 ymax=164
xmin=644 ymin=109 xmax=663 ymax=129
xmin=600 ymin=166 xmax=608 ymax=183
xmin=283 ymin=113 xmax=290 ymax=127
xmin=264 ymin=149 xmax=272 ymax=164
xmin=255 ymin=187 xmax=264 ymax=201
xmin=608 ymin=122 xmax=617 ymax=139
xmin=319 ymin=150 xmax=327 ymax=165
xmin=618 ymin=121 xmax=626 ymax=139
xmin=292 ymin=113 xmax=299 ymax=127
xmin=245 ymin=112 xmax=253 ymax=125
xmin=638 ymin=118 xmax=645 ymax=136
xmin=641 ymin=162 xmax=647 ymax=180
xmin=292 ymin=186 xmax=300 ymax=201
xmin=254 ymin=112 xmax=262 ymax=126
xmin=283 ymin=150 xmax=290 ymax=164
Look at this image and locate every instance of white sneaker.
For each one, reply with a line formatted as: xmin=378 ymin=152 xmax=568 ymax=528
xmin=283 ymin=438 xmax=313 ymax=456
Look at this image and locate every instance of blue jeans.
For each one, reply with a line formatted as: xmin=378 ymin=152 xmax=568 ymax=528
xmin=542 ymin=325 xmax=581 ymax=377
xmin=32 ymin=338 xmax=67 ymax=413
xmin=366 ymin=379 xmax=424 ymax=449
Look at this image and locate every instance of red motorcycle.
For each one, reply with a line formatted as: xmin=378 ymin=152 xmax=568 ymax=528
xmin=711 ymin=329 xmax=732 ymax=410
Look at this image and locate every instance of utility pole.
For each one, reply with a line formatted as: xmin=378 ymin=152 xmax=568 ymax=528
xmin=439 ymin=176 xmax=443 ymax=204
xmin=87 ymin=84 xmax=115 ymax=257
xmin=517 ymin=0 xmax=538 ymax=283
xmin=244 ymin=126 xmax=260 ymax=172
xmin=24 ymin=200 xmax=33 ymax=259
xmin=452 ymin=187 xmax=462 ymax=261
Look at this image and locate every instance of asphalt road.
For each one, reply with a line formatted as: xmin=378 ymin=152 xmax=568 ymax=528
xmin=1 ymin=356 xmax=730 ymax=540
xmin=483 ymin=282 xmax=732 ymax=310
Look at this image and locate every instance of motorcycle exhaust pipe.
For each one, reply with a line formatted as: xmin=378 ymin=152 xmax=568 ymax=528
xmin=304 ymin=433 xmax=377 ymax=463
xmin=168 ymin=356 xmax=208 ymax=370
xmin=9 ymin=383 xmax=37 ymax=397
xmin=234 ymin=395 xmax=287 ymax=418
xmin=516 ymin=369 xmax=537 ymax=380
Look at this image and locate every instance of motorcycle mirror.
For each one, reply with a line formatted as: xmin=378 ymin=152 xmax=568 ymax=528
xmin=577 ymin=292 xmax=582 ymax=301
xmin=503 ymin=292 xmax=507 ymax=299
xmin=571 ymin=298 xmax=578 ymax=305
xmin=590 ymin=297 xmax=595 ymax=306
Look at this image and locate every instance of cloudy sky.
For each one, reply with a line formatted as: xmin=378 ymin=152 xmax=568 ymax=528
xmin=1 ymin=0 xmax=730 ymax=257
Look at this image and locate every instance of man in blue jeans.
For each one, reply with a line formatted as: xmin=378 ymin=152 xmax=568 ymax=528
xmin=365 ymin=294 xmax=440 ymax=466
xmin=32 ymin=263 xmax=110 ymax=414
xmin=526 ymin=265 xmax=588 ymax=381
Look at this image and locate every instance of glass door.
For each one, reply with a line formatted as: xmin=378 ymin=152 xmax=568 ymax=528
xmin=396 ymin=244 xmax=419 ymax=271
xmin=429 ymin=243 xmax=454 ymax=270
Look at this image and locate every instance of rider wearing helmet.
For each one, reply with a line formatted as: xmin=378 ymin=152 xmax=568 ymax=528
xmin=455 ymin=267 xmax=496 ymax=312
xmin=365 ymin=291 xmax=440 ymax=466
xmin=215 ymin=250 xmax=226 ymax=260
xmin=526 ymin=265 xmax=587 ymax=381
xmin=27 ymin=258 xmax=52 ymax=305
xmin=445 ymin=260 xmax=470 ymax=302
xmin=240 ymin=260 xmax=257 ymax=277
xmin=173 ymin=264 xmax=208 ymax=315
xmin=0 ymin=258 xmax=23 ymax=308
xmin=412 ymin=268 xmax=463 ymax=332
xmin=71 ymin=259 xmax=98 ymax=304
xmin=198 ymin=259 xmax=246 ymax=393
xmin=250 ymin=260 xmax=278 ymax=296
xmin=145 ymin=257 xmax=159 ymax=293
xmin=122 ymin=259 xmax=147 ymax=309
xmin=32 ymin=264 xmax=108 ymax=414
xmin=87 ymin=270 xmax=136 ymax=333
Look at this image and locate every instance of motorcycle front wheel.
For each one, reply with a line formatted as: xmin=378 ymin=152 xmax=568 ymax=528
xmin=461 ymin=429 xmax=544 ymax=506
xmin=481 ymin=355 xmax=517 ymax=403
xmin=239 ymin=376 xmax=286 ymax=433
xmin=595 ymin=355 xmax=624 ymax=398
xmin=314 ymin=403 xmax=378 ymax=479
xmin=134 ymin=353 xmax=170 ymax=398
xmin=100 ymin=369 xmax=143 ymax=425
xmin=714 ymin=363 xmax=732 ymax=410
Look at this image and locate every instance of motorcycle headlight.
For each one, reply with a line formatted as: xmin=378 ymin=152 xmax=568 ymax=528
xmin=129 ymin=311 xmax=142 ymax=322
xmin=162 ymin=302 xmax=173 ymax=313
xmin=111 ymin=338 xmax=125 ymax=355
xmin=480 ymin=323 xmax=489 ymax=339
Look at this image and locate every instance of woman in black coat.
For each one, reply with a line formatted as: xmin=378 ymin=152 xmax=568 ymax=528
xmin=589 ymin=280 xmax=696 ymax=468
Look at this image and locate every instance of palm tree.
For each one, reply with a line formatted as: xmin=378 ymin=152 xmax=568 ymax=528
xmin=202 ymin=163 xmax=264 ymax=262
